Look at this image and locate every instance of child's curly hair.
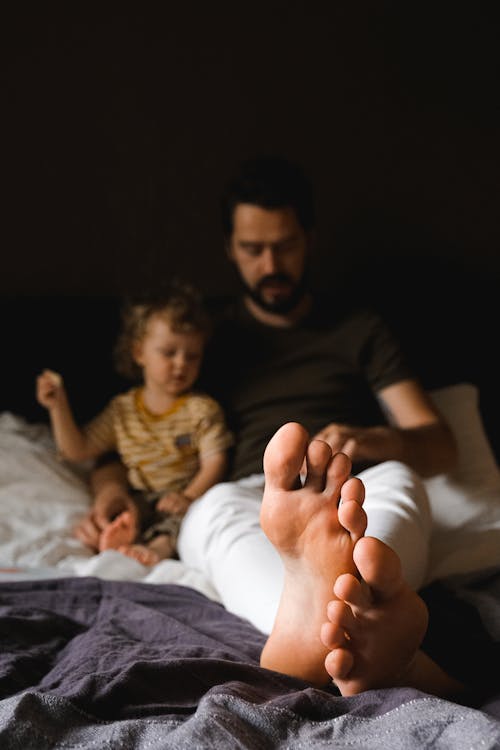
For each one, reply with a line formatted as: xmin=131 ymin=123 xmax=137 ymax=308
xmin=114 ymin=280 xmax=212 ymax=381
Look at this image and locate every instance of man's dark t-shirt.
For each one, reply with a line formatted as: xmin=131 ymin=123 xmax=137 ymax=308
xmin=200 ymin=296 xmax=414 ymax=481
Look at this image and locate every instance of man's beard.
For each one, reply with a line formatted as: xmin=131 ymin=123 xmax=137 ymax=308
xmin=241 ymin=271 xmax=309 ymax=315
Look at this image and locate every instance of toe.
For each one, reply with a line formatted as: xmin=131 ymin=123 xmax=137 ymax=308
xmin=353 ymin=537 xmax=403 ymax=600
xmin=263 ymin=422 xmax=310 ymax=490
xmin=340 ymin=476 xmax=365 ymax=506
xmin=118 ymin=510 xmax=133 ymax=526
xmin=320 ymin=620 xmax=348 ymax=649
xmin=325 ymin=648 xmax=354 ymax=681
xmin=338 ymin=499 xmax=367 ymax=542
xmin=324 ymin=452 xmax=352 ymax=500
xmin=333 ymin=573 xmax=368 ymax=609
xmin=303 ymin=439 xmax=332 ymax=491
xmin=326 ymin=599 xmax=356 ymax=631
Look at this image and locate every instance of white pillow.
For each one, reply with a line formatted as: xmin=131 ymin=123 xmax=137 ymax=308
xmin=425 ymin=383 xmax=500 ymax=582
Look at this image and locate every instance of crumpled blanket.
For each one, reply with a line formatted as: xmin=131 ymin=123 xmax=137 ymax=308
xmin=0 ymin=576 xmax=499 ymax=750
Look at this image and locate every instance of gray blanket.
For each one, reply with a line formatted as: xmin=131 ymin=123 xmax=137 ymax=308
xmin=1 ymin=575 xmax=499 ymax=749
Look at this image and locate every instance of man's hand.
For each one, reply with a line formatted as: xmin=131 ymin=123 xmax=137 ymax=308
xmin=309 ymin=423 xmax=362 ymax=460
xmin=305 ymin=421 xmax=406 ymax=474
xmin=156 ymin=492 xmax=192 ymax=515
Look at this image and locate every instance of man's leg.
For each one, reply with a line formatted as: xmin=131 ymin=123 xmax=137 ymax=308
xmin=179 ymin=460 xmax=430 ymax=636
xmin=177 ymin=475 xmax=284 ymax=633
xmin=360 ymin=460 xmax=432 ymax=590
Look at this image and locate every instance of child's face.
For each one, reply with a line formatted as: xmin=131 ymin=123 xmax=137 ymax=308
xmin=133 ymin=315 xmax=204 ymax=397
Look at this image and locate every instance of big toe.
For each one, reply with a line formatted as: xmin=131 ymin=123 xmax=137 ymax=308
xmin=263 ymin=422 xmax=310 ymax=490
xmin=353 ymin=536 xmax=403 ymax=600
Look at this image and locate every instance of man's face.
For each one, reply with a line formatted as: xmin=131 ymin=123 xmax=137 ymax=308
xmin=227 ymin=204 xmax=310 ymax=314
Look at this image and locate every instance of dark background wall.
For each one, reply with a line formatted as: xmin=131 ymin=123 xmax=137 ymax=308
xmin=2 ymin=3 xmax=500 ymax=448
xmin=3 ymin=3 xmax=499 ymax=297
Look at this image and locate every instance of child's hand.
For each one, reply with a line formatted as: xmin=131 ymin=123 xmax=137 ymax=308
xmin=36 ymin=369 xmax=65 ymax=410
xmin=156 ymin=491 xmax=192 ymax=515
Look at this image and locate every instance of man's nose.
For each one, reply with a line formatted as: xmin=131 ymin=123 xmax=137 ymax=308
xmin=260 ymin=247 xmax=280 ymax=274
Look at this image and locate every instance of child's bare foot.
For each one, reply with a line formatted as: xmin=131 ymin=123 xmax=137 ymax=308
xmin=118 ymin=544 xmax=161 ymax=566
xmin=321 ymin=536 xmax=429 ymax=695
xmin=260 ymin=422 xmax=368 ymax=686
xmin=99 ymin=511 xmax=136 ymax=552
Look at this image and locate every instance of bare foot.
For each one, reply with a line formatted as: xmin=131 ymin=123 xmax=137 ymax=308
xmin=99 ymin=511 xmax=137 ymax=552
xmin=321 ymin=536 xmax=429 ymax=695
xmin=118 ymin=544 xmax=161 ymax=566
xmin=260 ymin=422 xmax=368 ymax=686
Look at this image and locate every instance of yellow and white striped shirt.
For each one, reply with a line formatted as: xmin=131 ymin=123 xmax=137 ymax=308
xmin=84 ymin=388 xmax=233 ymax=492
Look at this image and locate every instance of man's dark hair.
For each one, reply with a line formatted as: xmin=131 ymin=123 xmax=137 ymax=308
xmin=220 ymin=155 xmax=315 ymax=237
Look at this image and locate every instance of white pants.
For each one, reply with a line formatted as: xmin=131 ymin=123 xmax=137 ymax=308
xmin=177 ymin=461 xmax=431 ymax=634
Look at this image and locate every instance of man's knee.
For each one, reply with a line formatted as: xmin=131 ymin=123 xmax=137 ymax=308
xmin=360 ymin=460 xmax=431 ymax=589
xmin=184 ymin=481 xmax=237 ymax=524
xmin=179 ymin=482 xmax=239 ymax=552
xmin=178 ymin=479 xmax=263 ymax=564
xmin=361 ymin=460 xmax=430 ymax=514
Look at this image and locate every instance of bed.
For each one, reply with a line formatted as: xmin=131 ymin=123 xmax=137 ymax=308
xmin=1 ymin=382 xmax=500 ymax=748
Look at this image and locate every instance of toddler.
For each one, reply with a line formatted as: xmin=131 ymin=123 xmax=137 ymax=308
xmin=36 ymin=282 xmax=233 ymax=565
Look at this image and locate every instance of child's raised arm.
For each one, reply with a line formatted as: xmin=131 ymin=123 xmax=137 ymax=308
xmin=36 ymin=369 xmax=99 ymax=462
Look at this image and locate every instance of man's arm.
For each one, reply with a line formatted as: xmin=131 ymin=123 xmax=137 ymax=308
xmin=311 ymin=379 xmax=457 ymax=478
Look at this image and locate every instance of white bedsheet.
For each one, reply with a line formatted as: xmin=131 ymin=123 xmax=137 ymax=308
xmin=0 ymin=412 xmax=220 ymax=601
